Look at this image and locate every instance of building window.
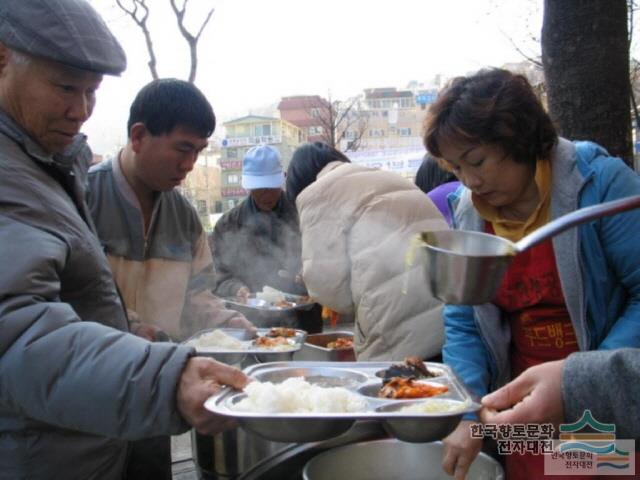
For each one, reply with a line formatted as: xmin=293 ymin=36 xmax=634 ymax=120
xmin=227 ymin=174 xmax=239 ymax=185
xmin=254 ymin=124 xmax=271 ymax=136
xmin=400 ymin=98 xmax=413 ymax=108
xmin=197 ymin=199 xmax=207 ymax=213
xmin=399 ymin=128 xmax=412 ymax=136
xmin=308 ymin=126 xmax=324 ymax=135
xmin=310 ymin=108 xmax=321 ymax=117
xmin=226 ymin=148 xmax=237 ymax=158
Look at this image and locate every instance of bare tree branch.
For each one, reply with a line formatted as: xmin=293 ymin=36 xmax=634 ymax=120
xmin=115 ymin=0 xmax=159 ymax=79
xmin=499 ymin=28 xmax=543 ymax=68
xmin=169 ymin=0 xmax=215 ymax=83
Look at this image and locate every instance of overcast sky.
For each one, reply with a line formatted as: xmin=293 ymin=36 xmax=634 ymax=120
xmin=84 ymin=0 xmax=546 ymax=155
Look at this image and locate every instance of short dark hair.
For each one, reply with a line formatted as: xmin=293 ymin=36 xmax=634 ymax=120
xmin=286 ymin=142 xmax=350 ymax=203
xmin=423 ymin=68 xmax=557 ymax=166
xmin=414 ymin=153 xmax=457 ymax=194
xmin=127 ymin=78 xmax=215 ymax=138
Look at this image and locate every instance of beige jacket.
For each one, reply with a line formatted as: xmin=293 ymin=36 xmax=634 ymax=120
xmin=297 ymin=162 xmax=448 ymax=361
xmin=88 ymin=158 xmax=244 ymax=340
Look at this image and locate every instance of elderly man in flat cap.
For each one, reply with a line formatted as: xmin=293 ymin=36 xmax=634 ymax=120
xmin=0 ymin=1 xmax=247 ymax=479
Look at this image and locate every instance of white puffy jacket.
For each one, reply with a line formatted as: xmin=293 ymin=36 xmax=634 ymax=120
xmin=297 ymin=161 xmax=448 ymax=361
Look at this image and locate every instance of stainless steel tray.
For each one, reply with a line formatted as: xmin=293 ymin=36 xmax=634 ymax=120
xmin=223 ymin=294 xmax=316 ymax=312
xmin=184 ymin=328 xmax=308 ymax=364
xmin=294 ymin=332 xmax=355 ymax=362
xmin=204 ymin=361 xmax=479 ymax=443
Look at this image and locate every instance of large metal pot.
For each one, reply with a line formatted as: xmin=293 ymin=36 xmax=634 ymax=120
xmin=303 ymin=439 xmax=504 ymax=480
xmin=422 ymin=195 xmax=640 ymax=305
xmin=239 ymin=421 xmax=387 ymax=480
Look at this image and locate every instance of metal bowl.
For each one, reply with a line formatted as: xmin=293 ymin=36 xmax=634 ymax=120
xmin=303 ymin=438 xmax=504 ymax=480
xmin=226 ymin=393 xmax=357 ymax=443
xmin=376 ymin=399 xmax=476 ymax=443
xmin=421 ymin=230 xmax=514 ymax=305
xmin=250 ymin=365 xmax=369 ymax=389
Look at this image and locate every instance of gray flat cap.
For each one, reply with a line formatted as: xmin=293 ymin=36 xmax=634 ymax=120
xmin=0 ymin=0 xmax=126 ymax=75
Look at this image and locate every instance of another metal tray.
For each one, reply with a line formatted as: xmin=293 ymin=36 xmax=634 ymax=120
xmin=204 ymin=361 xmax=479 ymax=443
xmin=184 ymin=328 xmax=308 ymax=364
xmin=223 ymin=294 xmax=316 ymax=312
xmin=294 ymin=332 xmax=355 ymax=362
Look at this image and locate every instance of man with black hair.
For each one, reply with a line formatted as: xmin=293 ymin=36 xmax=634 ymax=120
xmin=88 ymin=78 xmax=253 ymax=479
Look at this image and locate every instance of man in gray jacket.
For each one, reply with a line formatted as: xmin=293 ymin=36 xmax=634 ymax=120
xmin=481 ymin=349 xmax=640 ymax=440
xmin=0 ymin=1 xmax=246 ymax=479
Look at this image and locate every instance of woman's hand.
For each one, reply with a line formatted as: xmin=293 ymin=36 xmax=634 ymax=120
xmin=442 ymin=420 xmax=483 ymax=480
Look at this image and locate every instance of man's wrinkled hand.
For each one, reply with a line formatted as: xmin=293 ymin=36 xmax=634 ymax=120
xmin=176 ymin=357 xmax=248 ymax=435
xmin=226 ymin=315 xmax=257 ymax=336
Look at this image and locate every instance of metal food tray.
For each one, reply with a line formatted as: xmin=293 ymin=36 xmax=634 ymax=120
xmin=184 ymin=328 xmax=308 ymax=364
xmin=294 ymin=332 xmax=355 ymax=362
xmin=223 ymin=294 xmax=316 ymax=311
xmin=204 ymin=361 xmax=480 ymax=444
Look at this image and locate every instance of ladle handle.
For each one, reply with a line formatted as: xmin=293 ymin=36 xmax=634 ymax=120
xmin=515 ymin=195 xmax=640 ymax=252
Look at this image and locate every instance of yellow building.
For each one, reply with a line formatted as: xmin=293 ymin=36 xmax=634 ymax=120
xmin=180 ymin=143 xmax=222 ymax=230
xmin=220 ymin=115 xmax=306 ymax=211
xmin=352 ymin=87 xmax=428 ymax=151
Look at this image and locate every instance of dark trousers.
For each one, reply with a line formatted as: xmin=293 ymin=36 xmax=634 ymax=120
xmin=125 ymin=435 xmax=172 ymax=480
xmin=295 ymin=303 xmax=323 ymax=334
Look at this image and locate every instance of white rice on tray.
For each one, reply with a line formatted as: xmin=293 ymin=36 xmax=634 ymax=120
xmin=190 ymin=329 xmax=245 ymax=350
xmin=231 ymin=377 xmax=367 ymax=413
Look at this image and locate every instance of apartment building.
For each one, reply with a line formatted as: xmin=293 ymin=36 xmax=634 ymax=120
xmin=219 ymin=115 xmax=305 ymax=211
xmin=278 ymin=95 xmax=331 ymax=143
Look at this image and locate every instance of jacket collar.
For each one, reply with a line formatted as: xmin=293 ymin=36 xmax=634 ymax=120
xmin=0 ymin=107 xmax=87 ymax=171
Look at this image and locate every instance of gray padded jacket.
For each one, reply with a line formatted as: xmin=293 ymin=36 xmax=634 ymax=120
xmin=0 ymin=109 xmax=194 ymax=480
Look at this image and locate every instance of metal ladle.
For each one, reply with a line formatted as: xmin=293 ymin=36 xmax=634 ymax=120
xmin=421 ymin=195 xmax=640 ymax=305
